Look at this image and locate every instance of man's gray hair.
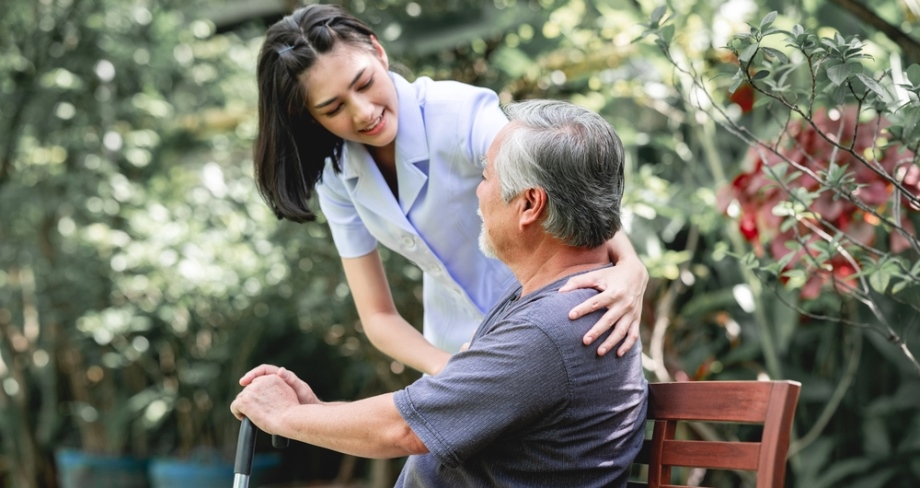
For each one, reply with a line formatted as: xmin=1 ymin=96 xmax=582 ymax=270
xmin=495 ymin=99 xmax=625 ymax=248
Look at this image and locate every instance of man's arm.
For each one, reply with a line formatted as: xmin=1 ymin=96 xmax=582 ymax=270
xmin=281 ymin=394 xmax=428 ymax=459
xmin=231 ymin=370 xmax=428 ymax=459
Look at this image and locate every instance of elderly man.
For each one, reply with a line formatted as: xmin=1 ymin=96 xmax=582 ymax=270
xmin=232 ymin=99 xmax=648 ymax=487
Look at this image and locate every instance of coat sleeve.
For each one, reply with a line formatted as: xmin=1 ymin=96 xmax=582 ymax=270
xmin=316 ymin=164 xmax=378 ymax=258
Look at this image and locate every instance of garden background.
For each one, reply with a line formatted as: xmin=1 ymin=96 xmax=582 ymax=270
xmin=1 ymin=0 xmax=918 ymax=486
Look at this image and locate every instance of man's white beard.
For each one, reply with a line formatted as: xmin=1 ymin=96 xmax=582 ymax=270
xmin=478 ymin=226 xmax=498 ymax=259
xmin=477 ymin=208 xmax=498 ymax=259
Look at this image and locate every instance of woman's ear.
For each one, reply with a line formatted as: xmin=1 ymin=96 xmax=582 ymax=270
xmin=369 ymin=35 xmax=389 ymax=69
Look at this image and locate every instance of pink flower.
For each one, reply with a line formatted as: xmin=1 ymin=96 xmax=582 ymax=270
xmin=721 ymin=107 xmax=918 ymax=298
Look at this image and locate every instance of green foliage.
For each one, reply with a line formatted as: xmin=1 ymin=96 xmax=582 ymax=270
xmin=2 ymin=0 xmax=919 ymax=486
xmin=636 ymin=2 xmax=920 ymax=487
xmin=0 ymin=0 xmax=393 ymax=485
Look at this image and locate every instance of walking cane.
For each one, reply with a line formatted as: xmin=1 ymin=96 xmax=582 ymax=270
xmin=234 ymin=417 xmax=289 ymax=488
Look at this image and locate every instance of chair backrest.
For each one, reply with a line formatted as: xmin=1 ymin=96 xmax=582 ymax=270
xmin=628 ymin=380 xmax=801 ymax=488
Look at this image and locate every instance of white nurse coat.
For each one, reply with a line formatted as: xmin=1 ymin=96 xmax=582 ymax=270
xmin=316 ymin=72 xmax=517 ymax=353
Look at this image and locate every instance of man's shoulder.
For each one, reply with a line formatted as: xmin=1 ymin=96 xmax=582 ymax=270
xmin=514 ymin=275 xmax=601 ymax=320
xmin=494 ymin=270 xmax=612 ymax=344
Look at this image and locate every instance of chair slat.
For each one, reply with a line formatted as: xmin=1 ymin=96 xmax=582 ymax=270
xmin=648 ymin=381 xmax=775 ymax=423
xmin=660 ymin=440 xmax=761 ymax=471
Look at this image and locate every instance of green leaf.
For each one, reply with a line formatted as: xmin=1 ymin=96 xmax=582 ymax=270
xmin=765 ymin=161 xmax=788 ymax=181
xmin=658 ymin=24 xmax=675 ymax=44
xmin=760 ymin=11 xmax=778 ymax=30
xmin=632 ymin=29 xmax=654 ymax=43
xmin=821 ymin=37 xmax=840 ymax=50
xmin=651 ymin=5 xmax=667 ymax=24
xmin=884 ymin=125 xmax=903 ymax=141
xmin=827 ymin=62 xmax=861 ymax=86
xmin=907 ymin=64 xmax=920 ymax=86
xmin=711 ymin=241 xmax=730 ymax=262
xmin=761 ymin=46 xmax=789 ymax=63
xmin=752 ymin=70 xmax=770 ymax=80
xmin=740 ymin=253 xmax=760 ymax=271
xmin=782 ymin=268 xmax=807 ymax=289
xmin=869 ymin=267 xmax=892 ymax=293
xmin=729 ymin=71 xmax=743 ymax=93
xmin=776 ymin=251 xmax=796 ymax=269
xmin=854 ymin=73 xmax=886 ymax=98
xmin=902 ymin=107 xmax=920 ymax=139
xmin=862 ymin=416 xmax=892 ymax=457
xmin=844 ymin=47 xmax=866 ymax=59
xmin=739 ymin=42 xmax=759 ymax=63
xmin=825 ymin=83 xmax=849 ymax=105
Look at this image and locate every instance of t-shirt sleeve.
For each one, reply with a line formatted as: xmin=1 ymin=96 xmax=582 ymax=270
xmin=315 ymin=166 xmax=377 ymax=258
xmin=393 ymin=318 xmax=569 ymax=468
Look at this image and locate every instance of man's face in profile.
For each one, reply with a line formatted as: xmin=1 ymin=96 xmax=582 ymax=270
xmin=476 ymin=124 xmax=516 ymax=260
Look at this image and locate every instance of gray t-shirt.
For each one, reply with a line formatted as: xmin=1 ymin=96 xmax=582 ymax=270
xmin=393 ymin=268 xmax=648 ymax=487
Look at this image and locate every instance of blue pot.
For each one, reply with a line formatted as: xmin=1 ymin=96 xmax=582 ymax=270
xmin=55 ymin=449 xmax=150 ymax=488
xmin=148 ymin=452 xmax=281 ymax=488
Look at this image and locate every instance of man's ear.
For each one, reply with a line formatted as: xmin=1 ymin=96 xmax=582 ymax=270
xmin=518 ymin=187 xmax=547 ymax=229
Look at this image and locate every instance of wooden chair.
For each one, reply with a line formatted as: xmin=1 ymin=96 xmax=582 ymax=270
xmin=628 ymin=380 xmax=801 ymax=488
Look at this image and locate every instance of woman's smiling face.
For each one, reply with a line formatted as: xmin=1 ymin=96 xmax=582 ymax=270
xmin=301 ymin=37 xmax=399 ymax=148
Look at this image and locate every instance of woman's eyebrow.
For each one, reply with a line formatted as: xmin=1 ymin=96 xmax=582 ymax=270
xmin=313 ymin=67 xmax=368 ymax=109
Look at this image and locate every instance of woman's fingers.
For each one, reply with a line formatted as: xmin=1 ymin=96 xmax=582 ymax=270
xmin=564 ymin=265 xmax=645 ymax=357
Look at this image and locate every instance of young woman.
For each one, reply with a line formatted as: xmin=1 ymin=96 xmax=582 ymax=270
xmin=253 ymin=3 xmax=648 ymax=375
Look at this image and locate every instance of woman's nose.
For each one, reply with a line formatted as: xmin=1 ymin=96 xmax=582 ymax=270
xmin=352 ymin=97 xmax=375 ymax=124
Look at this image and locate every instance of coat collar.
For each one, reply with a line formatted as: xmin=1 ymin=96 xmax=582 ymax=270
xmin=339 ymin=72 xmax=430 ymax=230
xmin=392 ymin=72 xmax=429 ymax=213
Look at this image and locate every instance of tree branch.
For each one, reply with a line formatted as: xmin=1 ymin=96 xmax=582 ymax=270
xmin=0 ymin=79 xmax=33 ymax=189
xmin=830 ymin=0 xmax=920 ymax=64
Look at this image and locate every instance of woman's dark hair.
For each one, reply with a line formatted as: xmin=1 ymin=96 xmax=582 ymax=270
xmin=254 ymin=4 xmax=378 ymax=222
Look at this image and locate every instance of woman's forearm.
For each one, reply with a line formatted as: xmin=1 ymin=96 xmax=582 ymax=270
xmin=341 ymin=252 xmax=451 ymax=375
xmin=606 ymin=230 xmax=640 ymax=264
xmin=361 ymin=312 xmax=452 ymax=375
